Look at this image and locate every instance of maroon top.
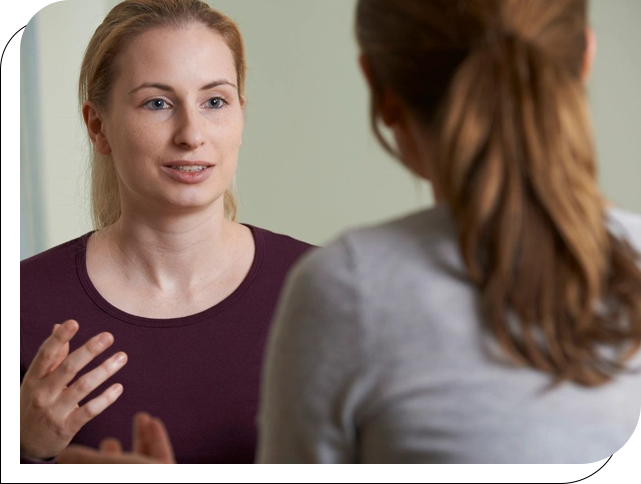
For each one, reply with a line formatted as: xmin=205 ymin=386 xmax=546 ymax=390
xmin=20 ymin=226 xmax=313 ymax=463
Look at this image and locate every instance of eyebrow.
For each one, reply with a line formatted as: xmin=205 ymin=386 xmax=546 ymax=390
xmin=128 ymin=79 xmax=237 ymax=95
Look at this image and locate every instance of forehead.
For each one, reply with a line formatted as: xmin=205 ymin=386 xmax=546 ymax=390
xmin=113 ymin=25 xmax=237 ymax=89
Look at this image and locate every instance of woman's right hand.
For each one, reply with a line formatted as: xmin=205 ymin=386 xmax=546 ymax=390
xmin=20 ymin=319 xmax=128 ymax=461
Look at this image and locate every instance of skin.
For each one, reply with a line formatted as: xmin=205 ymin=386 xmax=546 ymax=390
xmin=55 ymin=27 xmax=599 ymax=465
xmin=84 ymin=25 xmax=254 ymax=319
xmin=20 ymin=320 xmax=127 ymax=460
xmin=58 ymin=412 xmax=175 ymax=464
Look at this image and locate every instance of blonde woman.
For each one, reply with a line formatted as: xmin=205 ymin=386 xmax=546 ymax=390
xmin=58 ymin=0 xmax=641 ymax=464
xmin=20 ymin=0 xmax=311 ymax=464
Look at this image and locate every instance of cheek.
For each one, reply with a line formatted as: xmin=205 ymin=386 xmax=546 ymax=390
xmin=110 ymin=119 xmax=148 ymax=159
xmin=211 ymin=114 xmax=244 ymax=157
xmin=393 ymin=128 xmax=419 ymax=170
xmin=393 ymin=128 xmax=410 ymax=158
xmin=110 ymin=126 xmax=159 ymax=180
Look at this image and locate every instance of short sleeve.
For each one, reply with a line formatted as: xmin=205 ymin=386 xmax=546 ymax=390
xmin=256 ymin=236 xmax=371 ymax=463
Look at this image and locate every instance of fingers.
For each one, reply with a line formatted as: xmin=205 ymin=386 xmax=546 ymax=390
xmin=58 ymin=414 xmax=175 ymax=464
xmin=132 ymin=413 xmax=175 ymax=463
xmin=46 ymin=325 xmax=70 ymax=375
xmin=26 ymin=320 xmax=78 ymax=381
xmin=146 ymin=417 xmax=176 ymax=463
xmin=58 ymin=444 xmax=156 ymax=464
xmin=132 ymin=412 xmax=151 ymax=455
xmin=65 ymin=383 xmax=124 ymax=435
xmin=46 ymin=332 xmax=116 ymax=392
xmin=100 ymin=438 xmax=122 ymax=454
xmin=57 ymin=351 xmax=127 ymax=408
xmin=57 ymin=445 xmax=103 ymax=464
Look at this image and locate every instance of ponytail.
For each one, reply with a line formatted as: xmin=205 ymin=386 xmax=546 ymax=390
xmin=356 ymin=0 xmax=641 ymax=386
xmin=436 ymin=34 xmax=641 ymax=385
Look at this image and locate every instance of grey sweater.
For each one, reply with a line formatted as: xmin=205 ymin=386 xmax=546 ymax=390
xmin=257 ymin=205 xmax=641 ymax=463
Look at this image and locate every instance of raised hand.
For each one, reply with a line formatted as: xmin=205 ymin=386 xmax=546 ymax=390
xmin=20 ymin=320 xmax=128 ymax=460
xmin=58 ymin=412 xmax=176 ymax=464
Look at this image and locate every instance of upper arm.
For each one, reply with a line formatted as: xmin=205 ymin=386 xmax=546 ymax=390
xmin=256 ymin=237 xmax=370 ymax=463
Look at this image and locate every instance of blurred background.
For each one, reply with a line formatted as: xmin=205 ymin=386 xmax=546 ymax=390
xmin=20 ymin=0 xmax=641 ymax=259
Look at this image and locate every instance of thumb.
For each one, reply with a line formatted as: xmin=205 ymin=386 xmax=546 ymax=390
xmin=146 ymin=417 xmax=176 ymax=463
xmin=46 ymin=324 xmax=70 ymax=375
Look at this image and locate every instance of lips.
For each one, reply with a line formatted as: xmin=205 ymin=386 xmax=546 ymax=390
xmin=163 ymin=161 xmax=214 ymax=168
xmin=161 ymin=162 xmax=215 ymax=184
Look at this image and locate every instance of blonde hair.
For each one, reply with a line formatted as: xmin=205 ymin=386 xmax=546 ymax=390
xmin=79 ymin=0 xmax=245 ymax=229
xmin=357 ymin=0 xmax=641 ymax=386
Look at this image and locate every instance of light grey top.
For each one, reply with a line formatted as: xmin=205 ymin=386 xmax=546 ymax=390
xmin=257 ymin=205 xmax=641 ymax=463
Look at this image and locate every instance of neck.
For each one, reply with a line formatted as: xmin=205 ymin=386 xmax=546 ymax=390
xmin=98 ymin=200 xmax=235 ymax=293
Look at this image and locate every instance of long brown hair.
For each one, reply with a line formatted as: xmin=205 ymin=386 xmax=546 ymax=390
xmin=79 ymin=0 xmax=245 ymax=229
xmin=356 ymin=0 xmax=641 ymax=386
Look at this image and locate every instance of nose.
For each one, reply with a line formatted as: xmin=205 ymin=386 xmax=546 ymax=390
xmin=173 ymin=106 xmax=205 ymax=150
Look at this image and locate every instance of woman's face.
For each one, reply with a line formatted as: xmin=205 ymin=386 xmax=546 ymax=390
xmin=99 ymin=24 xmax=243 ymax=214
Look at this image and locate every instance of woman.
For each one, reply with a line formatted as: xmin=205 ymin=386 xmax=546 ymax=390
xmin=256 ymin=0 xmax=641 ymax=463
xmin=58 ymin=0 xmax=641 ymax=464
xmin=20 ymin=0 xmax=312 ymax=464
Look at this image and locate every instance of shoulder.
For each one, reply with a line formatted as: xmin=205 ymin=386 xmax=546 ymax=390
xmin=21 ymin=234 xmax=89 ymax=285
xmin=340 ymin=204 xmax=456 ymax=254
xmin=285 ymin=204 xmax=463 ymax=306
xmin=608 ymin=207 xmax=641 ymax=249
xmin=248 ymin=224 xmax=316 ymax=252
xmin=311 ymin=204 xmax=464 ymax=288
xmin=20 ymin=232 xmax=91 ymax=330
xmin=246 ymin=224 xmax=316 ymax=272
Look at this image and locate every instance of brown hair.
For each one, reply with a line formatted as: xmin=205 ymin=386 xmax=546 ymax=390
xmin=357 ymin=0 xmax=641 ymax=386
xmin=79 ymin=0 xmax=246 ymax=228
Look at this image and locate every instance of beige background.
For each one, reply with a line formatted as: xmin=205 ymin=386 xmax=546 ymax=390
xmin=21 ymin=0 xmax=641 ymax=252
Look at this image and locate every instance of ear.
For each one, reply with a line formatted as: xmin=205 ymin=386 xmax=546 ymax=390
xmin=358 ymin=53 xmax=401 ymax=127
xmin=82 ymin=101 xmax=112 ymax=155
xmin=581 ymin=27 xmax=597 ymax=83
xmin=358 ymin=53 xmax=376 ymax=92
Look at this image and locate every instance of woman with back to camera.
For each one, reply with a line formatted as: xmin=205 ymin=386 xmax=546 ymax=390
xmin=20 ymin=0 xmax=312 ymax=464
xmin=58 ymin=0 xmax=641 ymax=464
xmin=255 ymin=0 xmax=641 ymax=463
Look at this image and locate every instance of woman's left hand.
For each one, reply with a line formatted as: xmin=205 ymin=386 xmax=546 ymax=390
xmin=57 ymin=412 xmax=176 ymax=464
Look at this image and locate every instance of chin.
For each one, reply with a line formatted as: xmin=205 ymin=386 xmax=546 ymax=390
xmin=165 ymin=192 xmax=224 ymax=212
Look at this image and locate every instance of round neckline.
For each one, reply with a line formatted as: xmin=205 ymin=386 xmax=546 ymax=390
xmin=75 ymin=224 xmax=264 ymax=328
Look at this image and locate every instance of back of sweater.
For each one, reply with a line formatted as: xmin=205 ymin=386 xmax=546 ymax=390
xmin=258 ymin=205 xmax=641 ymax=463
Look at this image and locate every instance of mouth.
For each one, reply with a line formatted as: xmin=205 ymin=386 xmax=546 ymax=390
xmin=160 ymin=162 xmax=215 ymax=184
xmin=167 ymin=165 xmax=210 ymax=172
xmin=163 ymin=161 xmax=215 ymax=172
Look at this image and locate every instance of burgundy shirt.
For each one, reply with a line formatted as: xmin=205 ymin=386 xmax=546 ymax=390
xmin=20 ymin=225 xmax=313 ymax=463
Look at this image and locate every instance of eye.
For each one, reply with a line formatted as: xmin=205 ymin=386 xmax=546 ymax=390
xmin=144 ymin=99 xmax=170 ymax=110
xmin=142 ymin=97 xmax=226 ymax=111
xmin=205 ymin=97 xmax=227 ymax=109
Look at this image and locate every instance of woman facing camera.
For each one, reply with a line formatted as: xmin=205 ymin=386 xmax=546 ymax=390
xmin=20 ymin=0 xmax=312 ymax=464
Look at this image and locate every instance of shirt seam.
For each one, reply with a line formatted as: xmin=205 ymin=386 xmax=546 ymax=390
xmin=74 ymin=225 xmax=265 ymax=328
